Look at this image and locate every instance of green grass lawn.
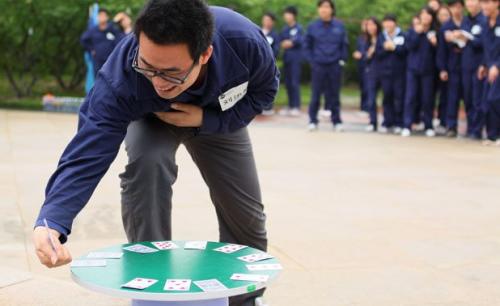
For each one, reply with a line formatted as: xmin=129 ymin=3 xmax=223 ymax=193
xmin=0 ymin=75 xmax=362 ymax=111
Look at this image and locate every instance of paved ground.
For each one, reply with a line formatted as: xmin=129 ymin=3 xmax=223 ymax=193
xmin=1 ymin=109 xmax=500 ymax=306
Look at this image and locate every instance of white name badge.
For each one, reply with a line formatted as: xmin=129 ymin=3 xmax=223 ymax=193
xmin=266 ymin=36 xmax=274 ymax=45
xmin=218 ymin=82 xmax=248 ymax=111
xmin=427 ymin=31 xmax=436 ymax=39
xmin=393 ymin=36 xmax=405 ymax=46
xmin=471 ymin=25 xmax=482 ymax=35
xmin=106 ymin=32 xmax=116 ymax=41
xmin=495 ymin=27 xmax=500 ymax=37
xmin=290 ymin=28 xmax=298 ymax=36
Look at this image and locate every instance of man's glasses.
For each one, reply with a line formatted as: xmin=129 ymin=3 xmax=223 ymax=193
xmin=132 ymin=50 xmax=197 ymax=85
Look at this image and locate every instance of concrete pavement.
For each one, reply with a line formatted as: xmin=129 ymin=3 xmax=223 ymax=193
xmin=1 ymin=109 xmax=500 ymax=306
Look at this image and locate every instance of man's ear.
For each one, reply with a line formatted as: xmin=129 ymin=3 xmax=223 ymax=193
xmin=199 ymin=45 xmax=214 ymax=65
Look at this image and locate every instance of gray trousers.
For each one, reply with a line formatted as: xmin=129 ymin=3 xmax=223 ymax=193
xmin=120 ymin=115 xmax=267 ymax=306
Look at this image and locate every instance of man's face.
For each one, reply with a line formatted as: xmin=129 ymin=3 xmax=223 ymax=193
xmin=428 ymin=0 xmax=441 ymax=11
xmin=466 ymin=0 xmax=481 ymax=14
xmin=318 ymin=2 xmax=334 ymax=21
xmin=262 ymin=16 xmax=274 ymax=30
xmin=481 ymin=0 xmax=499 ymax=16
xmin=137 ymin=32 xmax=212 ymax=100
xmin=382 ymin=20 xmax=396 ymax=33
xmin=98 ymin=12 xmax=109 ymax=26
xmin=449 ymin=3 xmax=465 ymax=17
xmin=283 ymin=12 xmax=296 ymax=26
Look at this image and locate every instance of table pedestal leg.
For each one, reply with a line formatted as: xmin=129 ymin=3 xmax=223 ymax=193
xmin=131 ymin=298 xmax=229 ymax=306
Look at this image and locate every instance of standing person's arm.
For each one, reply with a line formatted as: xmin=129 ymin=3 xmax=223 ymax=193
xmin=303 ymin=24 xmax=314 ymax=63
xmin=33 ymin=76 xmax=136 ymax=267
xmin=200 ymin=38 xmax=280 ymax=134
xmin=80 ymin=29 xmax=93 ymax=52
xmin=341 ymin=25 xmax=349 ymax=63
xmin=436 ymin=28 xmax=449 ymax=77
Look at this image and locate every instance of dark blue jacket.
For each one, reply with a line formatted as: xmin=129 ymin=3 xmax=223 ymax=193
xmin=35 ymin=7 xmax=280 ymax=242
xmin=263 ymin=29 xmax=280 ymax=58
xmin=437 ymin=19 xmax=464 ymax=73
xmin=355 ymin=36 xmax=369 ymax=68
xmin=279 ymin=23 xmax=304 ymax=63
xmin=406 ymin=28 xmax=437 ymax=75
xmin=80 ymin=23 xmax=124 ymax=71
xmin=304 ymin=18 xmax=349 ymax=65
xmin=461 ymin=13 xmax=486 ymax=71
xmin=375 ymin=29 xmax=407 ymax=77
xmin=479 ymin=14 xmax=500 ymax=102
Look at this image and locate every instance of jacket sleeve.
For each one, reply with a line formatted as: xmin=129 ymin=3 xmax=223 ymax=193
xmin=34 ymin=76 xmax=134 ymax=243
xmin=436 ymin=28 xmax=448 ymax=72
xmin=341 ymin=27 xmax=349 ymax=62
xmin=405 ymin=29 xmax=420 ymax=51
xmin=80 ymin=29 xmax=93 ymax=52
xmin=303 ymin=24 xmax=314 ymax=63
xmin=200 ymin=38 xmax=280 ymax=134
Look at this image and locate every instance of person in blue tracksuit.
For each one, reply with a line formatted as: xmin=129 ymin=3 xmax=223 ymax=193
xmin=261 ymin=12 xmax=280 ymax=116
xmin=80 ymin=8 xmax=125 ymax=75
xmin=462 ymin=0 xmax=486 ymax=139
xmin=437 ymin=0 xmax=468 ymax=138
xmin=436 ymin=5 xmax=452 ymax=132
xmin=477 ymin=0 xmax=500 ymax=145
xmin=402 ymin=7 xmax=439 ymax=137
xmin=353 ymin=19 xmax=369 ymax=112
xmin=304 ymin=0 xmax=349 ymax=131
xmin=374 ymin=14 xmax=407 ymax=133
xmin=279 ymin=6 xmax=304 ymax=116
xmin=33 ymin=2 xmax=279 ymax=305
xmin=363 ymin=17 xmax=382 ymax=131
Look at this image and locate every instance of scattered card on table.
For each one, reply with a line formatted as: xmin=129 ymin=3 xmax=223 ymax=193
xmin=184 ymin=241 xmax=207 ymax=250
xmin=87 ymin=252 xmax=123 ymax=259
xmin=123 ymin=244 xmax=159 ymax=253
xmin=71 ymin=259 xmax=107 ymax=267
xmin=237 ymin=253 xmax=274 ymax=263
xmin=246 ymin=263 xmax=283 ymax=271
xmin=121 ymin=278 xmax=158 ymax=290
xmin=194 ymin=279 xmax=227 ymax=292
xmin=213 ymin=244 xmax=247 ymax=254
xmin=164 ymin=279 xmax=192 ymax=291
xmin=151 ymin=241 xmax=179 ymax=250
xmin=230 ymin=273 xmax=269 ymax=282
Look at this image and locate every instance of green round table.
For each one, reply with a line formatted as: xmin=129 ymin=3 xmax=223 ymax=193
xmin=71 ymin=241 xmax=281 ymax=306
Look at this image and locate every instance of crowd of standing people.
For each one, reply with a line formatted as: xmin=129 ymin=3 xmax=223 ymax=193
xmin=261 ymin=0 xmax=500 ymax=146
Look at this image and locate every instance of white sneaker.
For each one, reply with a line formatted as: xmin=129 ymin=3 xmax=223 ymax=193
xmin=278 ymin=108 xmax=289 ymax=116
xmin=261 ymin=109 xmax=275 ymax=116
xmin=365 ymin=124 xmax=375 ymax=132
xmin=401 ymin=128 xmax=411 ymax=137
xmin=289 ymin=108 xmax=301 ymax=117
xmin=378 ymin=126 xmax=388 ymax=134
xmin=334 ymin=123 xmax=344 ymax=132
xmin=496 ymin=140 xmax=500 ymax=147
xmin=393 ymin=127 xmax=402 ymax=134
xmin=414 ymin=123 xmax=425 ymax=131
xmin=319 ymin=109 xmax=332 ymax=118
xmin=435 ymin=125 xmax=447 ymax=135
xmin=308 ymin=123 xmax=318 ymax=132
xmin=255 ymin=297 xmax=268 ymax=306
xmin=425 ymin=129 xmax=436 ymax=137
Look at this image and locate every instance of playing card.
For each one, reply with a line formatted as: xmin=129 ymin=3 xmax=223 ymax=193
xmin=230 ymin=273 xmax=269 ymax=282
xmin=184 ymin=241 xmax=207 ymax=250
xmin=164 ymin=279 xmax=192 ymax=291
xmin=194 ymin=279 xmax=227 ymax=292
xmin=151 ymin=241 xmax=179 ymax=250
xmin=87 ymin=252 xmax=123 ymax=259
xmin=123 ymin=244 xmax=159 ymax=253
xmin=121 ymin=278 xmax=158 ymax=290
xmin=71 ymin=259 xmax=107 ymax=267
xmin=237 ymin=253 xmax=274 ymax=263
xmin=213 ymin=244 xmax=247 ymax=254
xmin=246 ymin=263 xmax=283 ymax=271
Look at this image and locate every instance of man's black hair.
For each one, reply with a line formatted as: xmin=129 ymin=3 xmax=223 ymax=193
xmin=383 ymin=13 xmax=398 ymax=23
xmin=263 ymin=12 xmax=277 ymax=21
xmin=134 ymin=0 xmax=214 ymax=62
xmin=99 ymin=8 xmax=109 ymax=15
xmin=317 ymin=0 xmax=336 ymax=16
xmin=446 ymin=0 xmax=465 ymax=6
xmin=284 ymin=6 xmax=298 ymax=17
